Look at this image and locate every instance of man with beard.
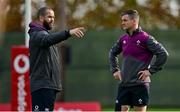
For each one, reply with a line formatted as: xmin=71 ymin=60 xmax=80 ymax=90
xmin=109 ymin=9 xmax=168 ymax=111
xmin=28 ymin=7 xmax=85 ymax=111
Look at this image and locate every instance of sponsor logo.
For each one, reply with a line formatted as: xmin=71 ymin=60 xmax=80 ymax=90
xmin=17 ymin=75 xmax=27 ymax=111
xmin=13 ymin=54 xmax=29 ymax=111
xmin=136 ymin=40 xmax=141 ymax=45
xmin=123 ymin=40 xmax=126 ymax=44
xmin=138 ymin=99 xmax=143 ymax=104
xmin=34 ymin=105 xmax=39 ymax=111
xmin=14 ymin=54 xmax=29 ymax=74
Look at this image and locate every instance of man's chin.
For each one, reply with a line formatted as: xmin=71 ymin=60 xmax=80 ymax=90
xmin=122 ymin=27 xmax=127 ymax=30
xmin=45 ymin=26 xmax=51 ymax=30
xmin=43 ymin=21 xmax=53 ymax=30
xmin=49 ymin=24 xmax=54 ymax=29
xmin=49 ymin=26 xmax=53 ymax=30
xmin=47 ymin=24 xmax=53 ymax=30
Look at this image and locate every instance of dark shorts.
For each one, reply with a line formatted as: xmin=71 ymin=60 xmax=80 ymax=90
xmin=31 ymin=88 xmax=58 ymax=111
xmin=115 ymin=84 xmax=149 ymax=111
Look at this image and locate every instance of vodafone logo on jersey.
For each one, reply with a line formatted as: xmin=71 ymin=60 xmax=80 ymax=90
xmin=11 ymin=46 xmax=31 ymax=111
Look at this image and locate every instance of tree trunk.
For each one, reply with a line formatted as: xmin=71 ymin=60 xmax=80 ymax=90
xmin=56 ymin=0 xmax=67 ymax=102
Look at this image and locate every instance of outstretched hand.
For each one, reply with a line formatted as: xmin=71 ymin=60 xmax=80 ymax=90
xmin=69 ymin=27 xmax=85 ymax=38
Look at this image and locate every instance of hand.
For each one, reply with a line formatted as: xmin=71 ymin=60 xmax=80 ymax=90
xmin=113 ymin=71 xmax=121 ymax=80
xmin=69 ymin=27 xmax=85 ymax=38
xmin=138 ymin=70 xmax=151 ymax=81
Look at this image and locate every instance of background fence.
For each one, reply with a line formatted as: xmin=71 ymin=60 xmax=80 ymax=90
xmin=0 ymin=29 xmax=180 ymax=107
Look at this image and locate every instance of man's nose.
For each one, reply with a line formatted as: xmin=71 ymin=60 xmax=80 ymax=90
xmin=50 ymin=18 xmax=54 ymax=22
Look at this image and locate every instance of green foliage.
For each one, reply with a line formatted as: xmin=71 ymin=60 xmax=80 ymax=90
xmin=63 ymin=0 xmax=180 ymax=29
xmin=2 ymin=0 xmax=180 ymax=32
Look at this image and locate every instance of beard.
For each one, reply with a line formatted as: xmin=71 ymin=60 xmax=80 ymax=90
xmin=43 ymin=20 xmax=53 ymax=30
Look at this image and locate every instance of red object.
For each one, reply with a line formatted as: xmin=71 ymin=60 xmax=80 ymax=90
xmin=54 ymin=102 xmax=101 ymax=111
xmin=11 ymin=46 xmax=31 ymax=111
xmin=0 ymin=104 xmax=10 ymax=111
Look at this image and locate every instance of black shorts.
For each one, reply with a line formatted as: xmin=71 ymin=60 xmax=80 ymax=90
xmin=31 ymin=88 xmax=58 ymax=111
xmin=115 ymin=84 xmax=149 ymax=110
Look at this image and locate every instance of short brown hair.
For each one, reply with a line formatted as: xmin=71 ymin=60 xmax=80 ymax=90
xmin=37 ymin=7 xmax=53 ymax=19
xmin=121 ymin=9 xmax=139 ymax=20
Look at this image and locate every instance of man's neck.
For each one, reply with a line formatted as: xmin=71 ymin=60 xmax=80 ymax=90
xmin=128 ymin=26 xmax=139 ymax=36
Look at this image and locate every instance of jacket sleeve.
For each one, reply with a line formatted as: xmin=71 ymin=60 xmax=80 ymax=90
xmin=31 ymin=30 xmax=71 ymax=47
xmin=146 ymin=36 xmax=169 ymax=75
xmin=109 ymin=39 xmax=122 ymax=74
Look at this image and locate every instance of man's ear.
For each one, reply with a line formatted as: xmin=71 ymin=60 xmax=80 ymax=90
xmin=132 ymin=19 xmax=136 ymax=23
xmin=132 ymin=19 xmax=137 ymax=25
xmin=39 ymin=16 xmax=44 ymax=22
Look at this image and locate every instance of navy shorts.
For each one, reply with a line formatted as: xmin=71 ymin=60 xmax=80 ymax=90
xmin=115 ymin=84 xmax=149 ymax=111
xmin=31 ymin=88 xmax=58 ymax=111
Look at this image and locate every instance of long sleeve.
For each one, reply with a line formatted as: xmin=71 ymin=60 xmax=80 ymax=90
xmin=30 ymin=30 xmax=71 ymax=47
xmin=146 ymin=36 xmax=169 ymax=74
xmin=109 ymin=39 xmax=122 ymax=74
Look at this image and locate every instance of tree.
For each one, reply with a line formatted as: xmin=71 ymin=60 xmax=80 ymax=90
xmin=0 ymin=0 xmax=8 ymax=47
xmin=65 ymin=0 xmax=180 ymax=29
xmin=1 ymin=0 xmax=179 ymax=32
xmin=5 ymin=0 xmax=24 ymax=32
